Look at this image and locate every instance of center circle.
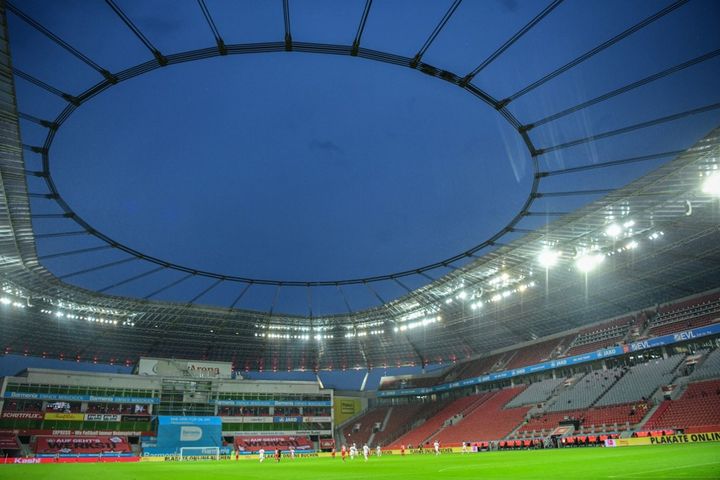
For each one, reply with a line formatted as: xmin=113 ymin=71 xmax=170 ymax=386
xmin=50 ymin=53 xmax=532 ymax=282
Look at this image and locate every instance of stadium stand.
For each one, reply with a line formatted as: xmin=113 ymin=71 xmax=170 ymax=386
xmin=454 ymin=352 xmax=509 ymax=380
xmin=0 ymin=432 xmax=20 ymax=452
xmin=34 ymin=436 xmax=132 ymax=456
xmin=517 ymin=403 xmax=650 ymax=437
xmin=546 ymin=369 xmax=623 ymax=412
xmin=595 ymin=354 xmax=684 ymax=406
xmin=648 ymin=291 xmax=720 ymax=336
xmin=430 ymin=387 xmax=528 ymax=444
xmin=387 ymin=393 xmax=491 ymax=447
xmin=564 ymin=317 xmax=632 ymax=356
xmin=373 ymin=402 xmax=448 ymax=447
xmin=505 ymin=337 xmax=569 ymax=370
xmin=690 ymin=348 xmax=720 ymax=380
xmin=642 ymin=379 xmax=720 ymax=433
xmin=235 ymin=436 xmax=313 ymax=452
xmin=339 ymin=406 xmax=389 ymax=446
xmin=506 ymin=378 xmax=565 ymax=408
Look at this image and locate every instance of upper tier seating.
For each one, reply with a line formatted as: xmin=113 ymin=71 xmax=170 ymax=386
xmin=565 ymin=338 xmax=624 ymax=357
xmin=547 ymin=368 xmax=622 ymax=412
xmin=690 ymin=349 xmax=720 ymax=381
xmin=569 ymin=317 xmax=633 ymax=348
xmin=430 ymin=387 xmax=529 ymax=444
xmin=595 ymin=354 xmax=684 ymax=407
xmin=564 ymin=317 xmax=632 ymax=356
xmin=649 ymin=291 xmax=720 ymax=336
xmin=388 ymin=393 xmax=491 ymax=447
xmin=642 ymin=379 xmax=720 ymax=432
xmin=454 ymin=352 xmax=509 ymax=380
xmin=505 ymin=337 xmax=569 ymax=370
xmin=506 ymin=377 xmax=565 ymax=408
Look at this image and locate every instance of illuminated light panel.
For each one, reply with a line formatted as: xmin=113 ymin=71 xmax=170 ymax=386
xmin=537 ymin=248 xmax=560 ymax=268
xmin=701 ymin=171 xmax=720 ymax=196
xmin=605 ymin=223 xmax=622 ymax=238
xmin=575 ymin=253 xmax=605 ymax=273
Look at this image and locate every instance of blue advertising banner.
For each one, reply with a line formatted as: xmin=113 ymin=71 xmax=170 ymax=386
xmin=2 ymin=392 xmax=160 ymax=404
xmin=273 ymin=416 xmax=302 ymax=423
xmin=156 ymin=416 xmax=223 ymax=451
xmin=377 ymin=323 xmax=720 ymax=398
xmin=211 ymin=400 xmax=332 ymax=407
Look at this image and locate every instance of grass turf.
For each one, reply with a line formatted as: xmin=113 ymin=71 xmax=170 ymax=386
xmin=1 ymin=443 xmax=719 ymax=480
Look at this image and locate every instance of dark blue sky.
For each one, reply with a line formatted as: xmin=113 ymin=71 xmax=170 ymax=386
xmin=11 ymin=0 xmax=720 ymax=314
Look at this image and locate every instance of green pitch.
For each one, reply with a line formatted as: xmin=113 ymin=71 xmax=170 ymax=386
xmin=1 ymin=444 xmax=719 ymax=480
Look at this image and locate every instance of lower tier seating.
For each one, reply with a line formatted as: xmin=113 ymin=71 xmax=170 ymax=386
xmin=235 ymin=435 xmax=313 ymax=452
xmin=34 ymin=435 xmax=132 ymax=456
xmin=517 ymin=402 xmax=650 ymax=437
xmin=339 ymin=406 xmax=389 ymax=446
xmin=432 ymin=387 xmax=529 ymax=444
xmin=388 ymin=393 xmax=491 ymax=447
xmin=642 ymin=379 xmax=720 ymax=432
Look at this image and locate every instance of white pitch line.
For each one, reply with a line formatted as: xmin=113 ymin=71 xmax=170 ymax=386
xmin=607 ymin=461 xmax=720 ymax=478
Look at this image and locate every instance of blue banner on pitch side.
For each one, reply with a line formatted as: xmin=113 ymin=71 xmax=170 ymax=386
xmin=156 ymin=416 xmax=223 ymax=451
xmin=377 ymin=323 xmax=720 ymax=397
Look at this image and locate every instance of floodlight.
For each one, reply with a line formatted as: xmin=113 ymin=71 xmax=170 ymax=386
xmin=605 ymin=223 xmax=622 ymax=238
xmin=575 ymin=253 xmax=604 ymax=273
xmin=537 ymin=248 xmax=560 ymax=268
xmin=702 ymin=172 xmax=720 ymax=196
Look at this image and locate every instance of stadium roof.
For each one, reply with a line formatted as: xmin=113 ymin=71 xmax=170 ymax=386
xmin=1 ymin=1 xmax=719 ymax=370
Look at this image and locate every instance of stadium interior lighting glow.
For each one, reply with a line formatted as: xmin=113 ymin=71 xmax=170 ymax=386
xmin=537 ymin=248 xmax=560 ymax=268
xmin=702 ymin=171 xmax=720 ymax=196
xmin=575 ymin=253 xmax=605 ymax=273
xmin=0 ymin=297 xmax=10 ymax=305
xmin=605 ymin=223 xmax=622 ymax=238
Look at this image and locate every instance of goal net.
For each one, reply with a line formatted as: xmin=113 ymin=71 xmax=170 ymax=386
xmin=179 ymin=446 xmax=221 ymax=461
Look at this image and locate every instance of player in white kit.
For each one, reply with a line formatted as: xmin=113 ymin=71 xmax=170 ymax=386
xmin=362 ymin=444 xmax=370 ymax=461
xmin=376 ymin=444 xmax=382 ymax=457
xmin=258 ymin=448 xmax=265 ymax=462
xmin=289 ymin=446 xmax=295 ymax=460
xmin=434 ymin=440 xmax=440 ymax=455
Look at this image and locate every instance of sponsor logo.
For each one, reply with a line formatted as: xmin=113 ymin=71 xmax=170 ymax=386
xmin=44 ymin=413 xmax=85 ymax=421
xmin=180 ymin=426 xmax=203 ymax=442
xmin=13 ymin=458 xmax=42 ymax=464
xmin=85 ymin=414 xmax=122 ymax=422
xmin=1 ymin=412 xmax=44 ymax=420
xmin=673 ymin=331 xmax=697 ymax=342
xmin=187 ymin=364 xmax=221 ymax=377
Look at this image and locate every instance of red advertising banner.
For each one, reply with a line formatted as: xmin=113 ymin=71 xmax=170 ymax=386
xmin=35 ymin=436 xmax=132 ymax=455
xmin=0 ymin=457 xmax=141 ymax=464
xmin=0 ymin=412 xmax=44 ymax=420
xmin=319 ymin=438 xmax=335 ymax=449
xmin=235 ymin=436 xmax=312 ymax=452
